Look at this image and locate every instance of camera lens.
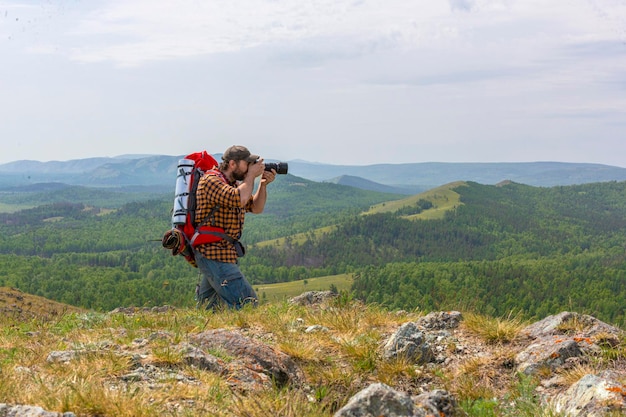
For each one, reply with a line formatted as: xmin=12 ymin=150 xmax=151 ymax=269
xmin=264 ymin=162 xmax=288 ymax=175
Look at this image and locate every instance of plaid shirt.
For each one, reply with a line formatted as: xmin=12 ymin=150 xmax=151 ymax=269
xmin=194 ymin=169 xmax=253 ymax=263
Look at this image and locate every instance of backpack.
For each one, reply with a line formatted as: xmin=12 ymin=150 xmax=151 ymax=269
xmin=161 ymin=151 xmax=240 ymax=267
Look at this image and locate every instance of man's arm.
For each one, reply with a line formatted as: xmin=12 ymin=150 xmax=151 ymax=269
xmin=250 ymin=170 xmax=276 ymax=213
xmin=237 ymin=161 xmax=265 ymax=205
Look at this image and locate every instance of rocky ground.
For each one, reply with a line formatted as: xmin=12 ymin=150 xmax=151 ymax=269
xmin=1 ymin=291 xmax=624 ymax=416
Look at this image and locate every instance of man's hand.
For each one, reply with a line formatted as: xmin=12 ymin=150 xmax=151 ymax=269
xmin=249 ymin=164 xmax=274 ymax=214
xmin=245 ymin=158 xmax=265 ymax=180
xmin=261 ymin=169 xmax=276 ymax=186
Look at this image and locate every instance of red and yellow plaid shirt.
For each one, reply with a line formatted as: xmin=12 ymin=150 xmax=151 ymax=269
xmin=194 ymin=169 xmax=253 ymax=263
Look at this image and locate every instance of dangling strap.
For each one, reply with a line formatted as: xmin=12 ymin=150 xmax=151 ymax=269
xmin=190 ymin=227 xmax=236 ymax=246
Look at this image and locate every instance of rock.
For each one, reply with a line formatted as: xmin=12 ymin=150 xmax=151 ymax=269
xmin=305 ymin=325 xmax=329 ymax=333
xmin=178 ymin=343 xmax=226 ymax=374
xmin=334 ymin=384 xmax=458 ymax=417
xmin=333 ymin=383 xmax=421 ymax=417
xmin=189 ymin=329 xmax=305 ymax=388
xmin=0 ymin=404 xmax=76 ymax=417
xmin=521 ymin=311 xmax=623 ymax=341
xmin=417 ymin=311 xmax=463 ymax=330
xmin=289 ymin=291 xmax=337 ymax=306
xmin=414 ymin=389 xmax=458 ymax=416
xmin=109 ymin=305 xmax=175 ymax=315
xmin=516 ymin=312 xmax=624 ymax=377
xmin=383 ymin=322 xmax=434 ymax=364
xmin=46 ymin=350 xmax=80 ymax=364
xmin=522 ymin=311 xmax=580 ymax=338
xmin=515 ymin=336 xmax=583 ymax=375
xmin=552 ymin=374 xmax=626 ymax=416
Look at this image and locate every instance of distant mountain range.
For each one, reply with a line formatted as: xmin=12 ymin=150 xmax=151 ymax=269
xmin=1 ymin=154 xmax=626 ymax=194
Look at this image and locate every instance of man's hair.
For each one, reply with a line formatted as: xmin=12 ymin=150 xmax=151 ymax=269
xmin=218 ymin=160 xmax=230 ymax=171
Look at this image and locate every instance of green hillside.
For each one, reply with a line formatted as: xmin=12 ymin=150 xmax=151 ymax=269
xmin=254 ymin=274 xmax=353 ymax=302
xmin=245 ymin=180 xmax=626 ymax=324
xmin=0 ymin=176 xmax=402 ymax=311
xmin=0 ymin=178 xmax=625 ymax=325
xmin=364 ymin=181 xmax=465 ymax=220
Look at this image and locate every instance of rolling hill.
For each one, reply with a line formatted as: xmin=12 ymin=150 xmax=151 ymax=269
xmin=2 ymin=154 xmax=626 ymax=192
xmin=0 ymin=170 xmax=625 ymax=325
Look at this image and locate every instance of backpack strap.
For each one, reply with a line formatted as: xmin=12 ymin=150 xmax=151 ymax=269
xmin=190 ymin=227 xmax=236 ymax=246
xmin=194 ymin=169 xmax=227 ymax=230
xmin=190 ymin=169 xmax=246 ymax=257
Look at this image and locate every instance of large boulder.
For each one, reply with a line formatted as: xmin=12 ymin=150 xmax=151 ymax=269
xmin=515 ymin=336 xmax=583 ymax=375
xmin=334 ymin=383 xmax=418 ymax=417
xmin=552 ymin=373 xmax=626 ymax=416
xmin=516 ymin=312 xmax=624 ymax=376
xmin=521 ymin=312 xmax=623 ymax=341
xmin=188 ymin=329 xmax=305 ymax=389
xmin=334 ymin=383 xmax=458 ymax=417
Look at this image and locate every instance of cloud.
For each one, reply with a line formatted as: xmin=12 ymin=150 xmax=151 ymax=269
xmin=2 ymin=0 xmax=626 ymax=167
xmin=449 ymin=0 xmax=475 ymax=12
xmin=10 ymin=1 xmax=451 ymax=66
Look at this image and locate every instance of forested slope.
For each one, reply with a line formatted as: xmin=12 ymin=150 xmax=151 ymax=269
xmin=0 ymin=175 xmax=402 ymax=310
xmin=0 ymin=178 xmax=624 ymax=325
xmin=245 ymin=181 xmax=626 ymax=324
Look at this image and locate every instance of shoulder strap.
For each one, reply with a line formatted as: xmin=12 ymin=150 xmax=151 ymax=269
xmin=194 ymin=169 xmax=228 ymax=228
xmin=192 ymin=168 xmax=242 ymax=246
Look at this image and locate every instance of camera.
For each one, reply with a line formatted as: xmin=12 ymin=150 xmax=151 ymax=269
xmin=264 ymin=162 xmax=288 ymax=175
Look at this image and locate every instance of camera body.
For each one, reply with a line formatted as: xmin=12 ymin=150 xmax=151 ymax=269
xmin=264 ymin=162 xmax=288 ymax=175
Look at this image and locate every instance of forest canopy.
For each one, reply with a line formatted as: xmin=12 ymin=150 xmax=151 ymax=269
xmin=0 ymin=179 xmax=624 ymax=325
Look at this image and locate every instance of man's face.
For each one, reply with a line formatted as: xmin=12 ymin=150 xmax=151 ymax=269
xmin=231 ymin=159 xmax=250 ymax=181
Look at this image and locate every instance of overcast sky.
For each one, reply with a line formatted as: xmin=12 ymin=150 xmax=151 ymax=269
xmin=1 ymin=0 xmax=625 ymax=167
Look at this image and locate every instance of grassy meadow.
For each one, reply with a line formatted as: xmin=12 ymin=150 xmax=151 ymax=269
xmin=364 ymin=181 xmax=465 ymax=220
xmin=254 ymin=274 xmax=353 ymax=303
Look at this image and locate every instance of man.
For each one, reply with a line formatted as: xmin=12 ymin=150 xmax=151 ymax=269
xmin=193 ymin=145 xmax=276 ymax=310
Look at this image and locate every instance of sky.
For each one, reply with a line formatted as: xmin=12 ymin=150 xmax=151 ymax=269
xmin=1 ymin=1 xmax=626 ymax=167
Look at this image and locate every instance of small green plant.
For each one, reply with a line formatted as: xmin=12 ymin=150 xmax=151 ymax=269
xmin=331 ymin=290 xmax=355 ymax=308
xmin=151 ymin=345 xmax=183 ymax=367
xmin=459 ymin=398 xmax=500 ymax=417
xmin=502 ymin=373 xmax=566 ymax=416
xmin=338 ymin=333 xmax=379 ymax=372
xmin=597 ymin=332 xmax=626 ymax=362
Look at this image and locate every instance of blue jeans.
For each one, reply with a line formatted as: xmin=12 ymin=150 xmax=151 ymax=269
xmin=194 ymin=251 xmax=258 ymax=310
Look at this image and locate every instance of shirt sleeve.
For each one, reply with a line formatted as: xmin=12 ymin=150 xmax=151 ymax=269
xmin=197 ymin=174 xmax=241 ymax=209
xmin=243 ymin=197 xmax=254 ymax=212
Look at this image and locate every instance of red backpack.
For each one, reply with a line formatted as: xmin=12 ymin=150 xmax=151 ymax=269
xmin=162 ymin=151 xmax=237 ymax=267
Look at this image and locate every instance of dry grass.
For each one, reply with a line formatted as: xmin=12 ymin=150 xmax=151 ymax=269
xmin=229 ymin=388 xmax=324 ymax=417
xmin=462 ymin=311 xmax=528 ymax=344
xmin=376 ymin=355 xmax=422 ymax=385
xmin=555 ymin=313 xmax=591 ymax=335
xmin=0 ymin=286 xmax=85 ymax=322
xmin=0 ymin=299 xmax=413 ymax=417
xmin=1 ymin=292 xmax=624 ymax=417
xmin=446 ymin=356 xmax=501 ymax=401
xmin=558 ymin=363 xmax=601 ymax=386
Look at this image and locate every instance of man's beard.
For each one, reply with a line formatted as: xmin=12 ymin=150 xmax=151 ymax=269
xmin=232 ymin=167 xmax=247 ymax=181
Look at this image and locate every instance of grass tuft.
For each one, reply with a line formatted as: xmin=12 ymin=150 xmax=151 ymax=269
xmin=463 ymin=312 xmax=527 ymax=344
